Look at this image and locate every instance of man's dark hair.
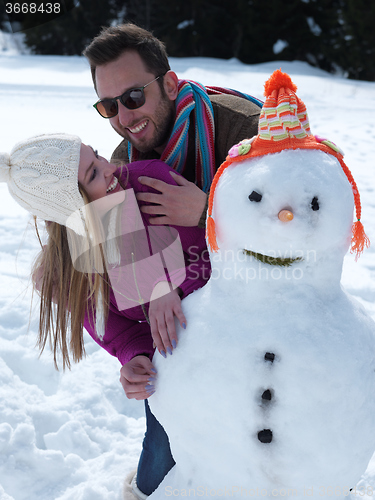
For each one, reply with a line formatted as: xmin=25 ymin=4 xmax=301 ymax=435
xmin=82 ymin=23 xmax=171 ymax=91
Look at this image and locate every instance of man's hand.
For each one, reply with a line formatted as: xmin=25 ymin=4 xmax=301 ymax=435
xmin=119 ymin=355 xmax=156 ymax=400
xmin=149 ymin=282 xmax=187 ymax=357
xmin=136 ymin=171 xmax=207 ymax=227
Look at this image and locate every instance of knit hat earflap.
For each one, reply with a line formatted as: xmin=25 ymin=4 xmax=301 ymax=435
xmin=0 ymin=133 xmax=85 ymax=232
xmin=206 ymin=69 xmax=369 ymax=260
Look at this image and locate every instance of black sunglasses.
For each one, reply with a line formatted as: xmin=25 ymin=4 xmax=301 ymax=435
xmin=93 ymin=75 xmax=163 ymax=119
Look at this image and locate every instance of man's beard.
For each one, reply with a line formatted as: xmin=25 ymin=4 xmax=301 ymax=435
xmin=120 ymin=95 xmax=176 ymax=154
xmin=141 ymin=98 xmax=175 ymax=153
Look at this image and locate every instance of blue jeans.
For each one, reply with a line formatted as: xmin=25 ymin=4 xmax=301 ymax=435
xmin=136 ymin=400 xmax=176 ymax=495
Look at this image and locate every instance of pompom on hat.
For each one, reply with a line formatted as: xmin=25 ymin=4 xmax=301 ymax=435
xmin=207 ymin=69 xmax=369 ymax=260
xmin=0 ymin=133 xmax=85 ymax=230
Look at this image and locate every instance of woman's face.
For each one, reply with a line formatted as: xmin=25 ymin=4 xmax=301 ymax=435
xmin=78 ymin=144 xmax=123 ymax=201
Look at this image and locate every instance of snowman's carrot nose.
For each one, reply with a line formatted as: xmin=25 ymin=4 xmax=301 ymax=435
xmin=278 ymin=209 xmax=294 ymax=222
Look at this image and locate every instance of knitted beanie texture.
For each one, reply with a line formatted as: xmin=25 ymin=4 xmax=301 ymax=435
xmin=0 ymin=133 xmax=84 ymax=227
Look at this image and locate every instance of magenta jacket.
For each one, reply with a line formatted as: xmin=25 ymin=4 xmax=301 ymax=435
xmin=83 ymin=159 xmax=210 ymax=365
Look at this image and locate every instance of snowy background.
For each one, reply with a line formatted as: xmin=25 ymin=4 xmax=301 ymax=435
xmin=1 ymin=32 xmax=375 ymax=500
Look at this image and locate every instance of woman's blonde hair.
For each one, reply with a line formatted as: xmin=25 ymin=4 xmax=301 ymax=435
xmin=32 ymin=169 xmax=127 ymax=370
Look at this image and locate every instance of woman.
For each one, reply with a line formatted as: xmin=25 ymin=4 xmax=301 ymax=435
xmin=0 ymin=133 xmax=210 ymax=498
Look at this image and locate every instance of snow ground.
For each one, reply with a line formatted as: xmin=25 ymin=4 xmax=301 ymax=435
xmin=0 ymin=45 xmax=375 ymax=499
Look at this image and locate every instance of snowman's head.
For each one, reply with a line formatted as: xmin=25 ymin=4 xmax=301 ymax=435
xmin=207 ymin=70 xmax=369 ymax=264
xmin=211 ymin=148 xmax=354 ymax=265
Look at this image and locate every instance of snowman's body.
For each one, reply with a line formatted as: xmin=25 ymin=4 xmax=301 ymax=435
xmin=149 ymin=149 xmax=375 ymax=498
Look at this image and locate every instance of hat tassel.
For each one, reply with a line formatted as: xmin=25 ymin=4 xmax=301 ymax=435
xmin=337 ymin=157 xmax=370 ymax=260
xmin=206 ymin=215 xmax=219 ymax=253
xmin=351 ymin=219 xmax=370 ymax=260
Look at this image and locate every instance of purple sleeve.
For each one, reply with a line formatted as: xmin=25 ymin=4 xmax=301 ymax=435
xmin=84 ymin=305 xmax=154 ymax=366
xmin=124 ymin=160 xmax=211 ymax=298
xmin=83 ymin=160 xmax=211 ymax=366
xmin=178 ymin=242 xmax=211 ymax=298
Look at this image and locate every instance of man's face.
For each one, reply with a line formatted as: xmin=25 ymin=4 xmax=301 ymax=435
xmin=95 ymin=50 xmax=175 ymax=154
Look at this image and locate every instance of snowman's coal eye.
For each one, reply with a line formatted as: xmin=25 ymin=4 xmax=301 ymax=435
xmin=311 ymin=197 xmax=319 ymax=211
xmin=249 ymin=191 xmax=262 ymax=202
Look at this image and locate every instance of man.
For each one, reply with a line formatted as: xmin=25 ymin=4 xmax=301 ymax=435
xmin=83 ymin=23 xmax=261 ymax=499
xmin=83 ymin=23 xmax=261 ymax=229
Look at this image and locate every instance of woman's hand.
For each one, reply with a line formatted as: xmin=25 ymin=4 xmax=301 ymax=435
xmin=119 ymin=355 xmax=156 ymax=400
xmin=149 ymin=281 xmax=187 ymax=357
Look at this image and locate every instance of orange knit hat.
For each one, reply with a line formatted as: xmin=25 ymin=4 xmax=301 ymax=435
xmin=206 ymin=69 xmax=369 ymax=260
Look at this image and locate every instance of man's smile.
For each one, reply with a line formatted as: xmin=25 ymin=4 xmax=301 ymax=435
xmin=127 ymin=119 xmax=149 ymax=134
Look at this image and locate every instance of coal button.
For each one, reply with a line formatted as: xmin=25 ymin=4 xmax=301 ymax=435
xmin=262 ymin=389 xmax=272 ymax=401
xmin=258 ymin=429 xmax=273 ymax=443
xmin=264 ymin=352 xmax=275 ymax=363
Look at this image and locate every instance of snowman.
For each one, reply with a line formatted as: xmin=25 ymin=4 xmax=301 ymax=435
xmin=148 ymin=70 xmax=375 ymax=498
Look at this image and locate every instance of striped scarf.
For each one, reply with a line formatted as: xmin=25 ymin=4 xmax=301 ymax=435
xmin=128 ymin=80 xmax=263 ymax=193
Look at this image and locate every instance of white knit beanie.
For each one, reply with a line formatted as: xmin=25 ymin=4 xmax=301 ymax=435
xmin=0 ymin=133 xmax=85 ymax=228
